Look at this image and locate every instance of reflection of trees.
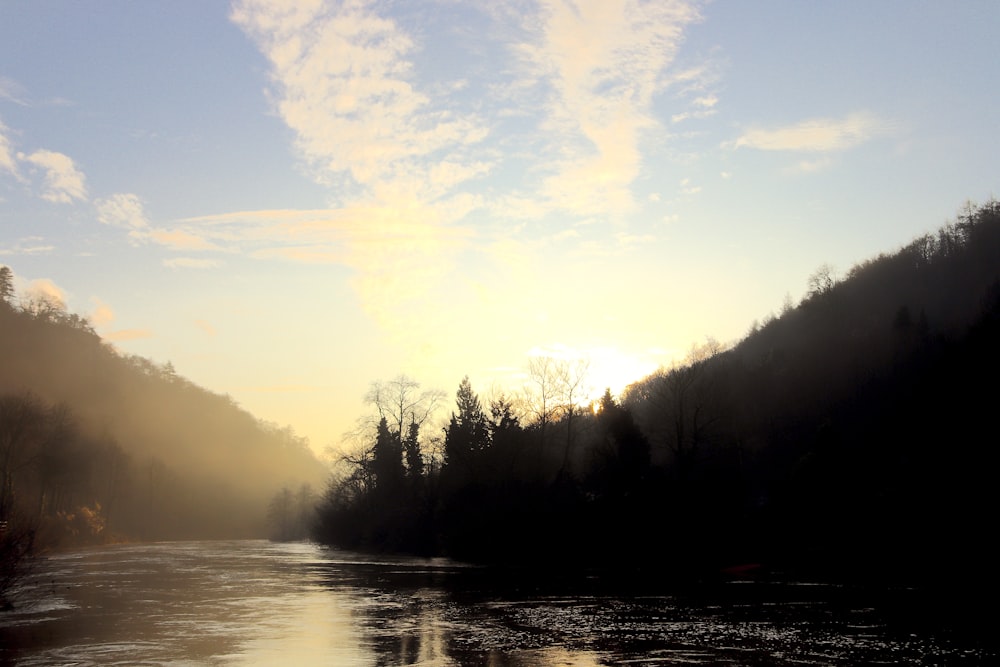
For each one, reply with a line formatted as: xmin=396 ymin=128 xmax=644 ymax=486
xmin=371 ymin=595 xmax=452 ymax=667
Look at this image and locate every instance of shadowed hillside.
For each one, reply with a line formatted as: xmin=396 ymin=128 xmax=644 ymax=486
xmin=316 ymin=199 xmax=1000 ymax=589
xmin=0 ymin=273 xmax=328 ymax=547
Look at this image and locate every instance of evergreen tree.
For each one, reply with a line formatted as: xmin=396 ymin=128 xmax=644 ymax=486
xmin=444 ymin=376 xmax=489 ymax=469
xmin=403 ymin=420 xmax=423 ymax=479
xmin=371 ymin=417 xmax=403 ymax=493
xmin=0 ymin=266 xmax=13 ymax=307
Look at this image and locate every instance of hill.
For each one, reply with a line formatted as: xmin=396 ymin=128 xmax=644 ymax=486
xmin=316 ymin=199 xmax=1000 ymax=588
xmin=0 ymin=275 xmax=328 ymax=546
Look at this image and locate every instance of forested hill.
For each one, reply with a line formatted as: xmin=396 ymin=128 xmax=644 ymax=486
xmin=0 ymin=277 xmax=328 ymax=544
xmin=316 ymin=199 xmax=1000 ymax=587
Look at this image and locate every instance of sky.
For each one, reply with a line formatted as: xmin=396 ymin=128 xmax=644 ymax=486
xmin=2 ymin=1 xmax=998 ymax=456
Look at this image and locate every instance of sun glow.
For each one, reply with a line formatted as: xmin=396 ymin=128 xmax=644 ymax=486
xmin=528 ymin=343 xmax=668 ymax=405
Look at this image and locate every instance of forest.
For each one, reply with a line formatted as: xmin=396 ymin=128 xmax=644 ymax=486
xmin=315 ymin=199 xmax=1000 ymax=587
xmin=3 ymin=198 xmax=998 ymax=607
xmin=0 ymin=270 xmax=327 ymax=604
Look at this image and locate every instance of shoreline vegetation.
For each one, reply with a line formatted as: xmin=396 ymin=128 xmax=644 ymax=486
xmin=313 ymin=199 xmax=1000 ymax=594
xmin=3 ymin=199 xmax=1000 ymax=608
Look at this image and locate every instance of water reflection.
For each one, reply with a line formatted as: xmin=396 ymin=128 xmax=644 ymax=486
xmin=0 ymin=540 xmax=995 ymax=666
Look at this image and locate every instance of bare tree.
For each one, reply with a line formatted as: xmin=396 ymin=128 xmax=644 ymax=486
xmin=556 ymin=358 xmax=590 ymax=474
xmin=524 ymin=356 xmax=563 ymax=460
xmin=651 ymin=339 xmax=725 ymax=478
xmin=348 ymin=375 xmax=445 ymax=480
xmin=806 ymin=263 xmax=837 ymax=300
xmin=364 ymin=375 xmax=445 ymax=441
xmin=0 ymin=394 xmax=48 ymax=524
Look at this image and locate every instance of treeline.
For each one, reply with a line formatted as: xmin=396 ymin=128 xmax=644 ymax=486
xmin=316 ymin=199 xmax=1000 ymax=584
xmin=0 ymin=270 xmax=328 ymax=548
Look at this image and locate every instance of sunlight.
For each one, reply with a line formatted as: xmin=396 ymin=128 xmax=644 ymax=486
xmin=527 ymin=343 xmax=666 ymax=404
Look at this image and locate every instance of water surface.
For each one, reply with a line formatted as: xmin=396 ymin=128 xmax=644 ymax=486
xmin=0 ymin=540 xmax=992 ymax=665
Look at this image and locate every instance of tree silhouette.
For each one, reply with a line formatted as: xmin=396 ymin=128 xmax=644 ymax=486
xmin=371 ymin=417 xmax=404 ymax=494
xmin=444 ymin=376 xmax=489 ymax=471
xmin=0 ymin=266 xmax=13 ymax=307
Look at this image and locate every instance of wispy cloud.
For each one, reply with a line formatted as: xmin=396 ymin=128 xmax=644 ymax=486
xmin=104 ymin=328 xmax=154 ymax=342
xmin=231 ymin=0 xmax=487 ymax=195
xmin=0 ymin=120 xmax=20 ymax=178
xmin=223 ymin=0 xmax=708 ymax=343
xmin=149 ymin=229 xmax=223 ymax=252
xmin=20 ymin=149 xmax=87 ymax=203
xmin=96 ymin=193 xmax=150 ymax=242
xmin=89 ymin=297 xmax=115 ymax=327
xmin=96 ymin=193 xmax=223 ymax=252
xmin=730 ymin=112 xmax=894 ymax=152
xmin=163 ymin=257 xmax=222 ymax=269
xmin=195 ymin=319 xmax=216 ymax=336
xmin=230 ymin=0 xmax=494 ymax=330
xmin=0 ymin=236 xmax=54 ymax=256
xmin=517 ymin=0 xmax=704 ymax=219
xmin=23 ymin=278 xmax=68 ymax=310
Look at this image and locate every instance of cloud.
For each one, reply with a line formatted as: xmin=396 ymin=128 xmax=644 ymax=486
xmin=96 ymin=194 xmax=225 ymax=252
xmin=231 ymin=0 xmax=487 ymax=194
xmin=90 ymin=297 xmax=115 ymax=327
xmin=227 ymin=0 xmax=709 ymax=348
xmin=96 ymin=193 xmax=149 ymax=231
xmin=0 ymin=236 xmax=54 ymax=256
xmin=20 ymin=149 xmax=87 ymax=203
xmin=679 ymin=177 xmax=701 ymax=195
xmin=23 ymin=278 xmax=68 ymax=310
xmin=231 ymin=0 xmax=496 ymax=333
xmin=730 ymin=112 xmax=894 ymax=152
xmin=163 ymin=257 xmax=222 ymax=269
xmin=95 ymin=192 xmax=151 ymax=243
xmin=791 ymin=157 xmax=833 ymax=173
xmin=103 ymin=328 xmax=154 ymax=342
xmin=195 ymin=319 xmax=216 ymax=336
xmin=521 ymin=0 xmax=704 ymax=218
xmin=0 ymin=77 xmax=29 ymax=106
xmin=0 ymin=120 xmax=20 ymax=178
xmin=671 ymin=94 xmax=719 ymax=123
xmin=149 ymin=229 xmax=222 ymax=251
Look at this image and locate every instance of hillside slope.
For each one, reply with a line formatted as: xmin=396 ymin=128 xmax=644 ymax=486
xmin=0 ymin=287 xmax=328 ymax=543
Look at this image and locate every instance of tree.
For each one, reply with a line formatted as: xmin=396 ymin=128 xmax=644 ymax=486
xmin=524 ymin=356 xmax=563 ymax=460
xmin=0 ymin=393 xmax=48 ymax=525
xmin=267 ymin=486 xmax=295 ymax=541
xmin=555 ymin=358 xmax=590 ymax=474
xmin=589 ymin=388 xmax=650 ymax=495
xmin=403 ymin=420 xmax=423 ymax=480
xmin=444 ymin=377 xmax=489 ymax=470
xmin=488 ymin=392 xmax=521 ymax=443
xmin=806 ymin=263 xmax=836 ymax=300
xmin=371 ymin=417 xmax=404 ymax=493
xmin=0 ymin=266 xmax=13 ymax=307
xmin=365 ymin=375 xmax=444 ymax=444
xmin=627 ymin=339 xmax=725 ymax=480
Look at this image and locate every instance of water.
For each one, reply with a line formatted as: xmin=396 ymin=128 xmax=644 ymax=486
xmin=0 ymin=540 xmax=993 ymax=665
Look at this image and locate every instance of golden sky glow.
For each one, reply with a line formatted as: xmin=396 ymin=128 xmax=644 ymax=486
xmin=1 ymin=1 xmax=998 ymax=453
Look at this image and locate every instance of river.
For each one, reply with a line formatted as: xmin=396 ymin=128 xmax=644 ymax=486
xmin=0 ymin=540 xmax=993 ymax=665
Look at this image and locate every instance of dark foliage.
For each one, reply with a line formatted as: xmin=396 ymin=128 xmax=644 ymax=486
xmin=319 ymin=199 xmax=1000 ymax=586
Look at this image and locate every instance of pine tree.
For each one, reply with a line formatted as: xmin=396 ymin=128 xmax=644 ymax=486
xmin=371 ymin=417 xmax=403 ymax=493
xmin=444 ymin=376 xmax=489 ymax=469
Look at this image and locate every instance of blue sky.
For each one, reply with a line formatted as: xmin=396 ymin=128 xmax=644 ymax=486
xmin=2 ymin=1 xmax=998 ymax=453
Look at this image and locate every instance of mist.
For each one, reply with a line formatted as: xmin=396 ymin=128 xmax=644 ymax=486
xmin=0 ymin=275 xmax=327 ymax=544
